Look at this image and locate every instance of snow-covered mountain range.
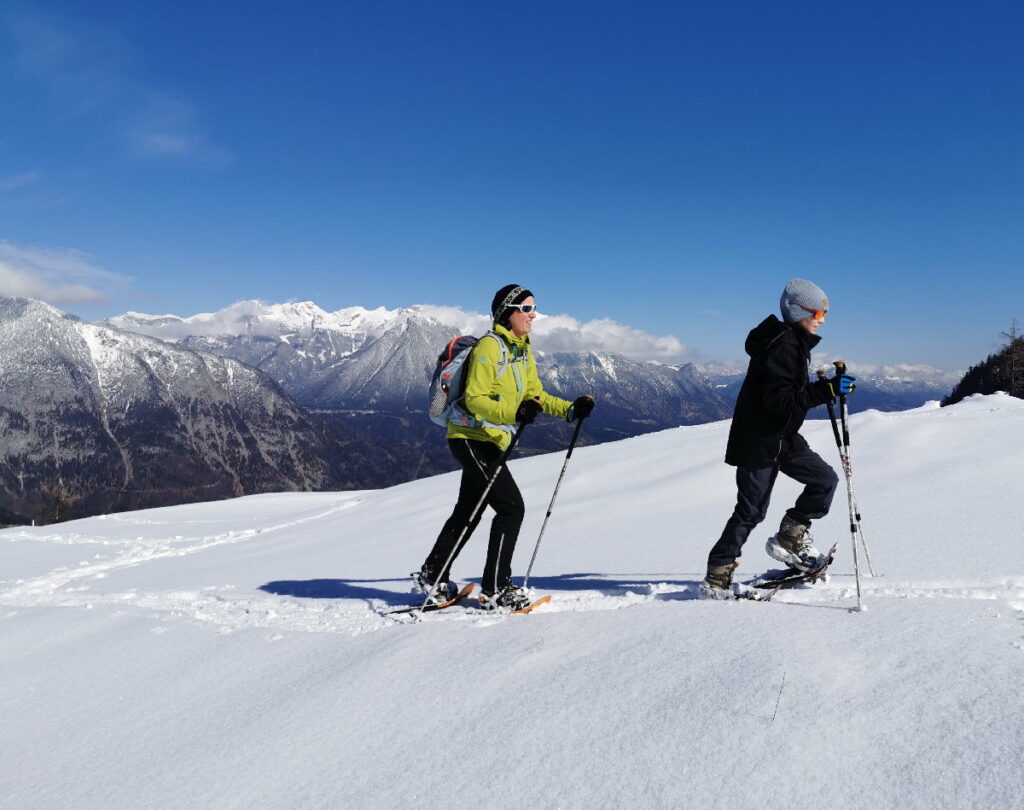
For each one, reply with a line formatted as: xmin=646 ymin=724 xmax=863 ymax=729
xmin=105 ymin=301 xmax=738 ymax=462
xmin=3 ymin=394 xmax=1021 ymax=807
xmin=106 ymin=300 xmax=953 ymax=425
xmin=0 ymin=298 xmax=389 ymax=524
xmin=0 ymin=296 xmax=960 ymax=525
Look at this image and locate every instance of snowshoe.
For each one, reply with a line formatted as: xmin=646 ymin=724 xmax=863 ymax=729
xmin=478 ymin=583 xmax=531 ymax=612
xmin=765 ymin=514 xmax=824 ymax=572
xmin=411 ymin=569 xmax=458 ymax=607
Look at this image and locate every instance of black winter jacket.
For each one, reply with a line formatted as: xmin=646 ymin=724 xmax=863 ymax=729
xmin=725 ymin=315 xmax=833 ymax=468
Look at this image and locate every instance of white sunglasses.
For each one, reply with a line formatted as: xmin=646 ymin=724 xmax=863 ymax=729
xmin=508 ymin=304 xmax=538 ymax=314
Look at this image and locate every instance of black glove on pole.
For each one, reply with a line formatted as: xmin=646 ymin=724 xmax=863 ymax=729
xmin=516 ymin=398 xmax=543 ymax=425
xmin=522 ymin=405 xmax=591 ymax=589
xmin=418 ymin=421 xmax=529 ymax=613
xmin=570 ymin=395 xmax=594 ymax=421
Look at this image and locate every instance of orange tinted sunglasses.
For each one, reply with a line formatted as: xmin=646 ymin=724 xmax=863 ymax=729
xmin=798 ymin=304 xmax=827 ymax=320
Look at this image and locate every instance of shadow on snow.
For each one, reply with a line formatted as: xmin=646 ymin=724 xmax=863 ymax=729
xmin=260 ymin=578 xmax=412 ymax=606
xmin=260 ymin=572 xmax=710 ymax=605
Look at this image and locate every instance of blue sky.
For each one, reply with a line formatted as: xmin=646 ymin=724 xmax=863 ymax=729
xmin=1 ymin=0 xmax=1021 ymax=371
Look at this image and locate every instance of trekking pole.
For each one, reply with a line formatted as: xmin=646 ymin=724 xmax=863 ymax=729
xmin=418 ymin=421 xmax=529 ymax=613
xmin=833 ymin=361 xmax=876 ymax=577
xmin=522 ymin=415 xmax=587 ymax=590
xmin=819 ymin=367 xmax=864 ymax=611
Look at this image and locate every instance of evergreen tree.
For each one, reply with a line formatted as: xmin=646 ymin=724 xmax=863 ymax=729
xmin=943 ymin=318 xmax=1024 ymax=406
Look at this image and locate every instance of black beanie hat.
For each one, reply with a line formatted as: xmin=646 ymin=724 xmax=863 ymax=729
xmin=491 ymin=284 xmax=534 ymax=325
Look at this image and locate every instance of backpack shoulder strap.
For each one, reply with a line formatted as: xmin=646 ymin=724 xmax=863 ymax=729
xmin=481 ymin=331 xmax=510 ymax=378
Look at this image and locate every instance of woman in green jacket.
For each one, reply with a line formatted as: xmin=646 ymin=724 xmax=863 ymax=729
xmin=415 ymin=284 xmax=594 ymax=611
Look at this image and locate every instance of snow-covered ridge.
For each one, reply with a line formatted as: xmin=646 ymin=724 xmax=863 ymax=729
xmin=0 ymin=296 xmax=338 ymax=523
xmin=104 ymin=299 xmax=689 ymax=362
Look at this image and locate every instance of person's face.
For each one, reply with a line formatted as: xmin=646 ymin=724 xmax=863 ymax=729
xmin=507 ymin=296 xmax=537 ymax=337
xmin=797 ymin=313 xmax=825 ymax=335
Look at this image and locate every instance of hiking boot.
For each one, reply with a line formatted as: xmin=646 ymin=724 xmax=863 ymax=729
xmin=479 ymin=583 xmax=531 ymax=612
xmin=699 ymin=561 xmax=739 ymax=600
xmin=411 ymin=568 xmax=457 ymax=606
xmin=765 ymin=514 xmax=823 ymax=572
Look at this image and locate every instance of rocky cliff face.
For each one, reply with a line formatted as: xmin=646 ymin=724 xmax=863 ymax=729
xmin=0 ymin=298 xmax=345 ymax=524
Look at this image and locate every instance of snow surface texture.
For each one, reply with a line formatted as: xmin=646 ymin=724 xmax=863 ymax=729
xmin=2 ymin=395 xmax=1023 ymax=809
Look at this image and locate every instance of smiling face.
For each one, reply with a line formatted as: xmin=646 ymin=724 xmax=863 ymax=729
xmin=507 ymin=296 xmax=537 ymax=338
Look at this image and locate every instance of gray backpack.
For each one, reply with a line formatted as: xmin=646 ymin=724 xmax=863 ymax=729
xmin=427 ymin=332 xmax=522 ymax=431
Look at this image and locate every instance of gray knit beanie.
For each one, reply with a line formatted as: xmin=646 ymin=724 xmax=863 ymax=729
xmin=780 ymin=279 xmax=829 ymax=324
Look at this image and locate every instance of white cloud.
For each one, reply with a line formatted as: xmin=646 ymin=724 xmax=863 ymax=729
xmin=125 ymin=94 xmax=234 ymax=168
xmin=0 ymin=241 xmax=129 ymax=303
xmin=411 ymin=306 xmax=688 ymax=361
xmin=0 ymin=171 xmax=42 ymax=192
xmin=413 ymin=305 xmax=491 ymax=335
xmin=109 ymin=300 xmax=693 ymax=363
xmin=532 ymin=315 xmax=688 ymax=361
xmin=810 ymin=353 xmax=962 ymax=384
xmin=4 ymin=12 xmax=230 ymax=166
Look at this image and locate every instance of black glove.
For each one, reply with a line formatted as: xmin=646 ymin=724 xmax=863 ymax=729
xmin=812 ymin=376 xmax=836 ymax=402
xmin=516 ymin=398 xmax=543 ymax=425
xmin=569 ymin=395 xmax=595 ymax=422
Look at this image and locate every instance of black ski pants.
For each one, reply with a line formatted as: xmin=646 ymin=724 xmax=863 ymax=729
xmin=707 ymin=443 xmax=838 ymax=568
xmin=423 ymin=438 xmax=525 ymax=595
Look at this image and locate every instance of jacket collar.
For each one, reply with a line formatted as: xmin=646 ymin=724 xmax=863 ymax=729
xmin=791 ymin=322 xmax=822 ymax=352
xmin=492 ymin=322 xmax=530 ymax=349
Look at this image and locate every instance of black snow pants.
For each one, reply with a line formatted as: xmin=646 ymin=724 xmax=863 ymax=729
xmin=707 ymin=439 xmax=839 ymax=568
xmin=423 ymin=438 xmax=525 ymax=595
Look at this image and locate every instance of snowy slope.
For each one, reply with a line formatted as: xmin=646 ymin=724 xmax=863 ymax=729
xmin=2 ymin=395 xmax=1023 ymax=809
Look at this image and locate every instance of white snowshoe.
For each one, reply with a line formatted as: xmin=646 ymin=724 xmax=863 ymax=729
xmin=765 ymin=514 xmax=824 ymax=572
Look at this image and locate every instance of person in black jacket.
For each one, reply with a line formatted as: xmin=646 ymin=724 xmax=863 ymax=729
xmin=700 ymin=279 xmax=856 ymax=599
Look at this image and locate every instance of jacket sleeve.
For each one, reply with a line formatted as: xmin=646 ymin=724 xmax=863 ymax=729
xmin=462 ymin=336 xmax=520 ymax=426
xmin=758 ymin=341 xmax=832 ymax=418
xmin=524 ymin=348 xmax=573 ymax=420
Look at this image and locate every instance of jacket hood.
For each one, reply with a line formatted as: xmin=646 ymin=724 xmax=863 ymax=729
xmin=744 ymin=315 xmax=820 ymax=359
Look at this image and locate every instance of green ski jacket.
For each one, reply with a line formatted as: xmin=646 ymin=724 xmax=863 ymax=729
xmin=447 ymin=323 xmax=572 ymax=450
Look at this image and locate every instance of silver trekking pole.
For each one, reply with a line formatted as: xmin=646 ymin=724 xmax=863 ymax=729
xmin=418 ymin=422 xmax=528 ymax=613
xmin=820 ymin=364 xmax=874 ymax=613
xmin=833 ymin=361 xmax=876 ymax=577
xmin=818 ymin=368 xmax=863 ymax=611
xmin=522 ymin=415 xmax=587 ymax=590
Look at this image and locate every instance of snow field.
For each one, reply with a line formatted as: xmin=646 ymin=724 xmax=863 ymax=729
xmin=2 ymin=394 xmax=1023 ymax=808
